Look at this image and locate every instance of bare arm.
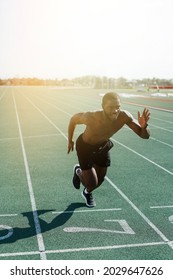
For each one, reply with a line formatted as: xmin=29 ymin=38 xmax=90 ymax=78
xmin=127 ymin=108 xmax=150 ymax=139
xmin=67 ymin=112 xmax=91 ymax=153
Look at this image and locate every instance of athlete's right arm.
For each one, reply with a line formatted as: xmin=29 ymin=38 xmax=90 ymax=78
xmin=67 ymin=112 xmax=91 ymax=154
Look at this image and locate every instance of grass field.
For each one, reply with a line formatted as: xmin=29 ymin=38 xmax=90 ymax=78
xmin=0 ymin=86 xmax=173 ymax=260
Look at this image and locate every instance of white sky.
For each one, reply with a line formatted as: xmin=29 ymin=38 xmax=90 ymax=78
xmin=0 ymin=0 xmax=173 ymax=79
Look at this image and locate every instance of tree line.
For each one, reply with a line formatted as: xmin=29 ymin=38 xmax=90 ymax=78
xmin=0 ymin=76 xmax=173 ymax=88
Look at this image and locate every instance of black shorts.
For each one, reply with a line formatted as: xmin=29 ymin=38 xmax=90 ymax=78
xmin=76 ymin=134 xmax=113 ymax=170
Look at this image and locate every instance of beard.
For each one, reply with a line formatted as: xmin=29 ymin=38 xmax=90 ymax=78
xmin=104 ymin=110 xmax=120 ymax=121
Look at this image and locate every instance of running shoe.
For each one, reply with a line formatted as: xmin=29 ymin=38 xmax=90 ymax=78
xmin=72 ymin=164 xmax=81 ymax=189
xmin=82 ymin=188 xmax=96 ymax=207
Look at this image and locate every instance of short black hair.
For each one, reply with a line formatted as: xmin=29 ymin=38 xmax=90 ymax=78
xmin=102 ymin=92 xmax=120 ymax=105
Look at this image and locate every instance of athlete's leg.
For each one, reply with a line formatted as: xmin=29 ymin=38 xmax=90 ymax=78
xmin=77 ymin=166 xmax=107 ymax=207
xmin=76 ymin=165 xmax=107 ymax=192
xmin=94 ymin=165 xmax=107 ymax=188
xmin=76 ymin=167 xmax=98 ymax=192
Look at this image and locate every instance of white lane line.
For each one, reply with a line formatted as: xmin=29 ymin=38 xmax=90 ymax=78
xmin=0 ymin=132 xmax=80 ymax=142
xmin=149 ymin=123 xmax=173 ymax=133
xmin=0 ymin=241 xmax=167 ymax=258
xmin=45 ymin=241 xmax=166 ymax=254
xmin=111 ymin=138 xmax=173 ymax=176
xmin=23 ymin=133 xmax=62 ymax=139
xmin=123 ymin=126 xmax=173 ymax=148
xmin=30 ymin=94 xmax=72 ymax=117
xmin=123 ymin=101 xmax=173 ymax=113
xmin=0 ymin=214 xmax=18 ymax=217
xmin=150 ymin=205 xmax=173 ymax=209
xmin=0 ymin=86 xmax=8 ymax=103
xmin=52 ymin=208 xmax=122 ymax=214
xmin=0 ymin=133 xmax=63 ymax=142
xmin=149 ymin=116 xmax=173 ymax=125
xmin=12 ymin=92 xmax=46 ymax=260
xmin=169 ymin=216 xmax=173 ymax=223
xmin=0 ymin=92 xmax=5 ymax=102
xmin=125 ymin=107 xmax=173 ymax=125
xmin=0 ymin=136 xmax=19 ymax=142
xmin=0 ymin=251 xmax=40 ymax=258
xmin=150 ymin=137 xmax=173 ymax=149
xmin=105 ymin=176 xmax=173 ymax=250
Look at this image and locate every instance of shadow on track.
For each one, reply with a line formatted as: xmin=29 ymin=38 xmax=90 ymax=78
xmin=0 ymin=202 xmax=85 ymax=244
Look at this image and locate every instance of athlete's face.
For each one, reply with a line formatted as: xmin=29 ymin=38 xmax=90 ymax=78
xmin=102 ymin=98 xmax=121 ymax=121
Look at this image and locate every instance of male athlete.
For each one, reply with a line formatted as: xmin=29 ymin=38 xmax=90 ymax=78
xmin=67 ymin=92 xmax=150 ymax=207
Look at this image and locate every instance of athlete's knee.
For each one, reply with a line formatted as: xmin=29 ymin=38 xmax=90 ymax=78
xmin=97 ymin=176 xmax=105 ymax=187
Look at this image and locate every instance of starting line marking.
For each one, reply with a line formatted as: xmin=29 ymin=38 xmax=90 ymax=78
xmin=45 ymin=241 xmax=167 ymax=255
xmin=52 ymin=208 xmax=122 ymax=215
xmin=150 ymin=205 xmax=173 ymax=209
xmin=0 ymin=241 xmax=168 ymax=258
xmin=0 ymin=214 xmax=18 ymax=217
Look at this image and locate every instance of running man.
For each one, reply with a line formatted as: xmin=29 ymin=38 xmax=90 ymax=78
xmin=67 ymin=92 xmax=150 ymax=207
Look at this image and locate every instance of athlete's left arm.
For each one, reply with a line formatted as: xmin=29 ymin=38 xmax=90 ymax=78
xmin=127 ymin=108 xmax=150 ymax=139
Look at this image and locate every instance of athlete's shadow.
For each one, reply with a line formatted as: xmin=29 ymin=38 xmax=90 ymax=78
xmin=0 ymin=202 xmax=85 ymax=244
